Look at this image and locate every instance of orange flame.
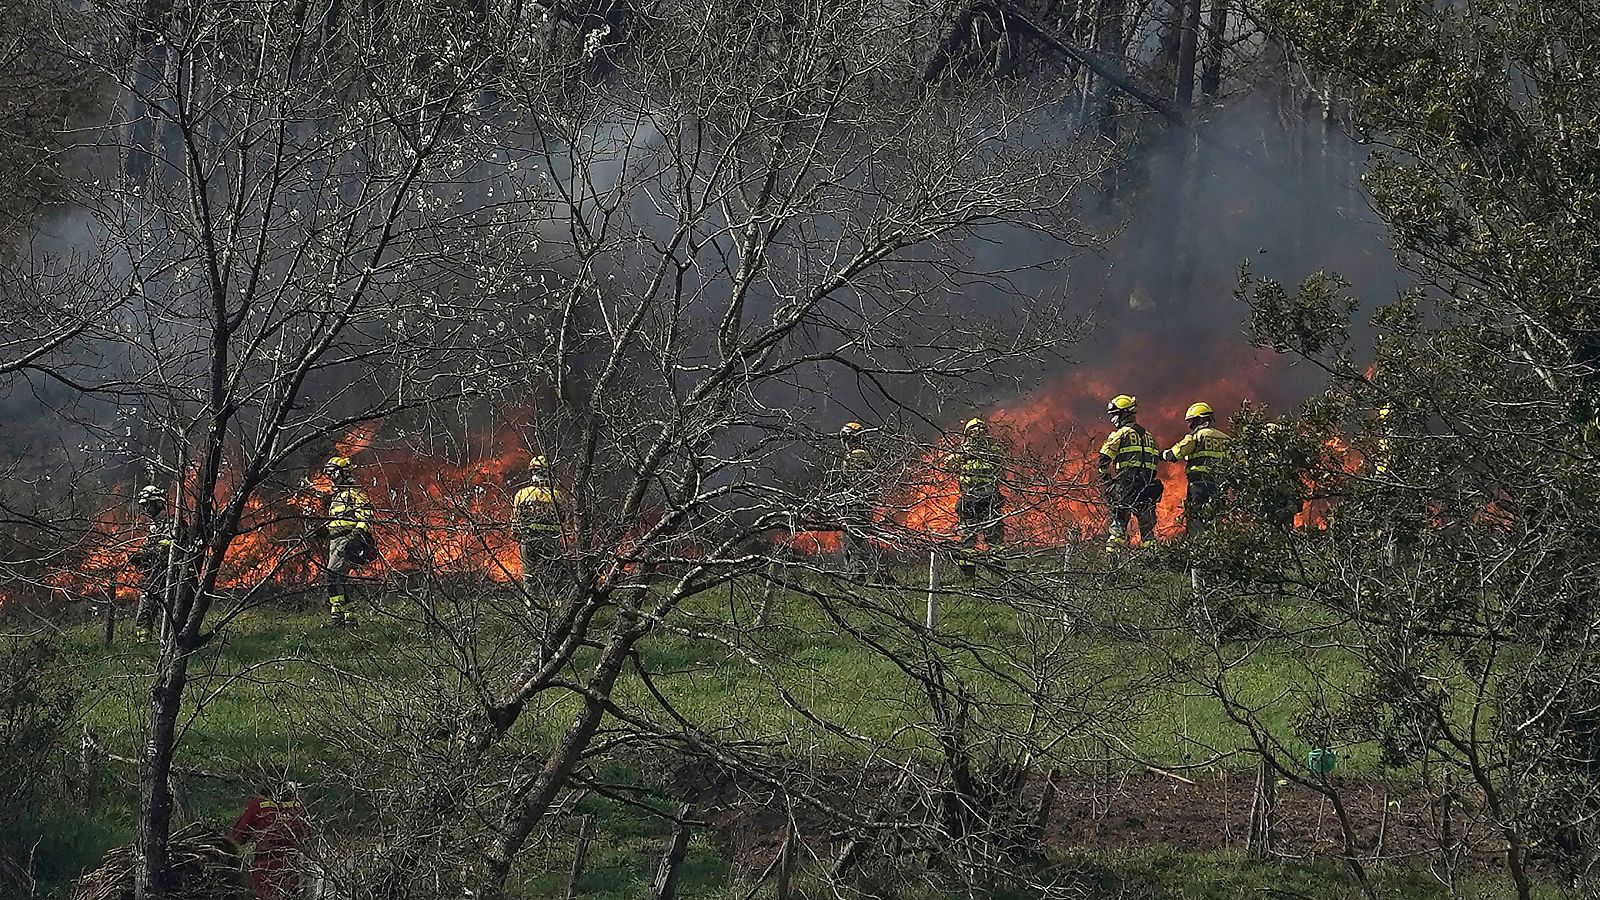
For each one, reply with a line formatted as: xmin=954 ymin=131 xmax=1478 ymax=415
xmin=1294 ymin=436 xmax=1359 ymax=529
xmin=854 ymin=340 xmax=1285 ymax=551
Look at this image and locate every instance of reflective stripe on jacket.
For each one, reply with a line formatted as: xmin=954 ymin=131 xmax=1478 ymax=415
xmin=513 ymin=483 xmax=563 ymax=535
xmin=230 ymin=795 xmax=308 ymax=852
xmin=328 ymin=488 xmax=372 ymax=531
xmin=132 ymin=516 xmax=179 ymax=569
xmin=944 ymin=438 xmax=1004 ymax=491
xmin=1099 ymin=425 xmax=1158 ymax=478
xmin=1165 ymin=427 xmax=1229 ymax=481
xmin=840 ymin=447 xmax=873 ymax=472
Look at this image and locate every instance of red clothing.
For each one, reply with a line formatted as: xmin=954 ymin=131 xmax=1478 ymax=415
xmin=231 ymin=795 xmax=309 ymax=899
xmin=247 ymin=851 xmax=300 ymax=900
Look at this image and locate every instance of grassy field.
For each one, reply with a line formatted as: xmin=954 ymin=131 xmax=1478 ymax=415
xmin=14 ymin=563 xmax=1565 ymax=898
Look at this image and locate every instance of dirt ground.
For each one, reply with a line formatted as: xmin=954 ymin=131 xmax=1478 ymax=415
xmin=680 ymin=764 xmax=1500 ymax=875
xmin=1045 ymin=768 xmax=1482 ymax=862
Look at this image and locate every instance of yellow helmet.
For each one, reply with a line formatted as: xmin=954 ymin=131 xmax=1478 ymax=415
xmin=1106 ymin=395 xmax=1137 ymax=415
xmin=527 ymin=454 xmax=548 ymax=471
xmin=839 ymin=421 xmax=864 ymax=437
xmin=964 ymin=417 xmax=987 ymax=434
xmin=1185 ymin=402 xmax=1214 ymax=421
xmin=324 ymin=456 xmax=352 ymax=471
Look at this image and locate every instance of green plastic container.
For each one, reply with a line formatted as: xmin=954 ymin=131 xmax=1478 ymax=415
xmin=1307 ymin=747 xmax=1337 ymax=775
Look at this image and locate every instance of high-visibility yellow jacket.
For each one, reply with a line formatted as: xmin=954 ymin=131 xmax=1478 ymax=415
xmin=1164 ymin=426 xmax=1228 ymax=483
xmin=513 ymin=481 xmax=564 ymax=538
xmin=840 ymin=447 xmax=873 ymax=472
xmin=943 ymin=437 xmax=1005 ymax=495
xmin=835 ymin=446 xmax=875 ymax=490
xmin=1099 ymin=425 xmax=1159 ymax=482
xmin=327 ymin=487 xmax=372 ymax=533
xmin=131 ymin=515 xmax=177 ymax=569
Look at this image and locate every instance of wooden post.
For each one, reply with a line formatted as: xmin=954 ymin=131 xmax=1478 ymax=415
xmin=79 ymin=726 xmax=101 ymax=805
xmin=648 ymin=804 xmax=693 ymax=900
xmin=101 ymin=595 xmax=116 ymax=647
xmin=564 ymin=814 xmax=594 ymax=900
xmin=1060 ymin=543 xmax=1076 ymax=629
xmin=1374 ymin=787 xmax=1389 ymax=859
xmin=756 ymin=558 xmax=779 ymax=628
xmin=925 ymin=551 xmax=938 ymax=631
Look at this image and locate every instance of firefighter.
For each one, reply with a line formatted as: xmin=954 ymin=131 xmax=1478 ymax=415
xmin=834 ymin=422 xmax=878 ymax=577
xmin=322 ymin=456 xmax=373 ymax=628
xmin=1258 ymin=421 xmax=1304 ymax=532
xmin=1163 ymin=402 xmax=1228 ymax=535
xmin=512 ymin=455 xmax=566 ymax=604
xmin=1371 ymin=402 xmax=1424 ymax=565
xmin=129 ymin=484 xmax=177 ymax=643
xmin=943 ymin=417 xmax=1006 ymax=578
xmin=231 ymin=777 xmax=310 ymax=900
xmin=1098 ymin=395 xmax=1162 ymax=553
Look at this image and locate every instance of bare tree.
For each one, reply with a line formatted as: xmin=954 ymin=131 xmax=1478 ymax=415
xmin=262 ymin=3 xmax=1131 ymax=897
xmin=11 ymin=0 xmax=544 ymax=894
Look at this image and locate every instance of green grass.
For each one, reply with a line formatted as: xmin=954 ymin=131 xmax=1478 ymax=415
xmin=62 ymin=574 xmax=1384 ymax=784
xmin=24 ymin=569 xmax=1523 ymax=898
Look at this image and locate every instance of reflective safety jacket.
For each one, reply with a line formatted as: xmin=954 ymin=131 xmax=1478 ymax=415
xmin=1099 ymin=425 xmax=1159 ymax=483
xmin=231 ymin=794 xmax=308 ymax=854
xmin=327 ymin=486 xmax=372 ymax=533
xmin=130 ymin=515 xmax=179 ymax=573
xmin=512 ymin=480 xmax=564 ymax=538
xmin=1164 ymin=427 xmax=1229 ymax=484
xmin=943 ymin=437 xmax=1005 ymax=495
xmin=840 ymin=447 xmax=873 ymax=472
xmin=833 ymin=446 xmax=878 ymax=504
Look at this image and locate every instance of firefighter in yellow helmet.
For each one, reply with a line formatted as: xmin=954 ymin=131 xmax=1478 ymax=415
xmin=512 ymin=454 xmax=567 ymax=606
xmin=834 ymin=422 xmax=879 ymax=577
xmin=129 ymin=484 xmax=180 ymax=643
xmin=1163 ymin=402 xmax=1229 ymax=535
xmin=942 ymin=417 xmax=1006 ymax=577
xmin=1098 ymin=395 xmax=1162 ymax=553
xmin=322 ymin=456 xmax=374 ymax=628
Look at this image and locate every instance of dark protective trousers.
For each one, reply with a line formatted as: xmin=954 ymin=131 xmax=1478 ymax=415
xmin=957 ymin=490 xmax=1004 ymax=567
xmin=1107 ymin=477 xmax=1162 ymax=550
xmin=1184 ymin=480 xmax=1220 ymax=535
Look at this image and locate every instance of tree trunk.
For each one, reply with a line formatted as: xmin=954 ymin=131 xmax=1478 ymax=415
xmin=647 ymin=805 xmax=693 ymax=900
xmin=136 ymin=648 xmax=191 ymax=898
xmin=564 ymin=815 xmax=594 ymax=900
xmin=775 ymin=826 xmax=795 ymax=900
xmin=477 ymin=628 xmax=639 ymax=897
xmin=1247 ymin=756 xmax=1274 ymax=856
xmin=1173 ymin=0 xmax=1202 ymax=109
xmin=101 ymin=595 xmax=115 ymax=647
xmin=1200 ymin=0 xmax=1228 ymax=99
xmin=1149 ymin=0 xmax=1202 ymax=307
